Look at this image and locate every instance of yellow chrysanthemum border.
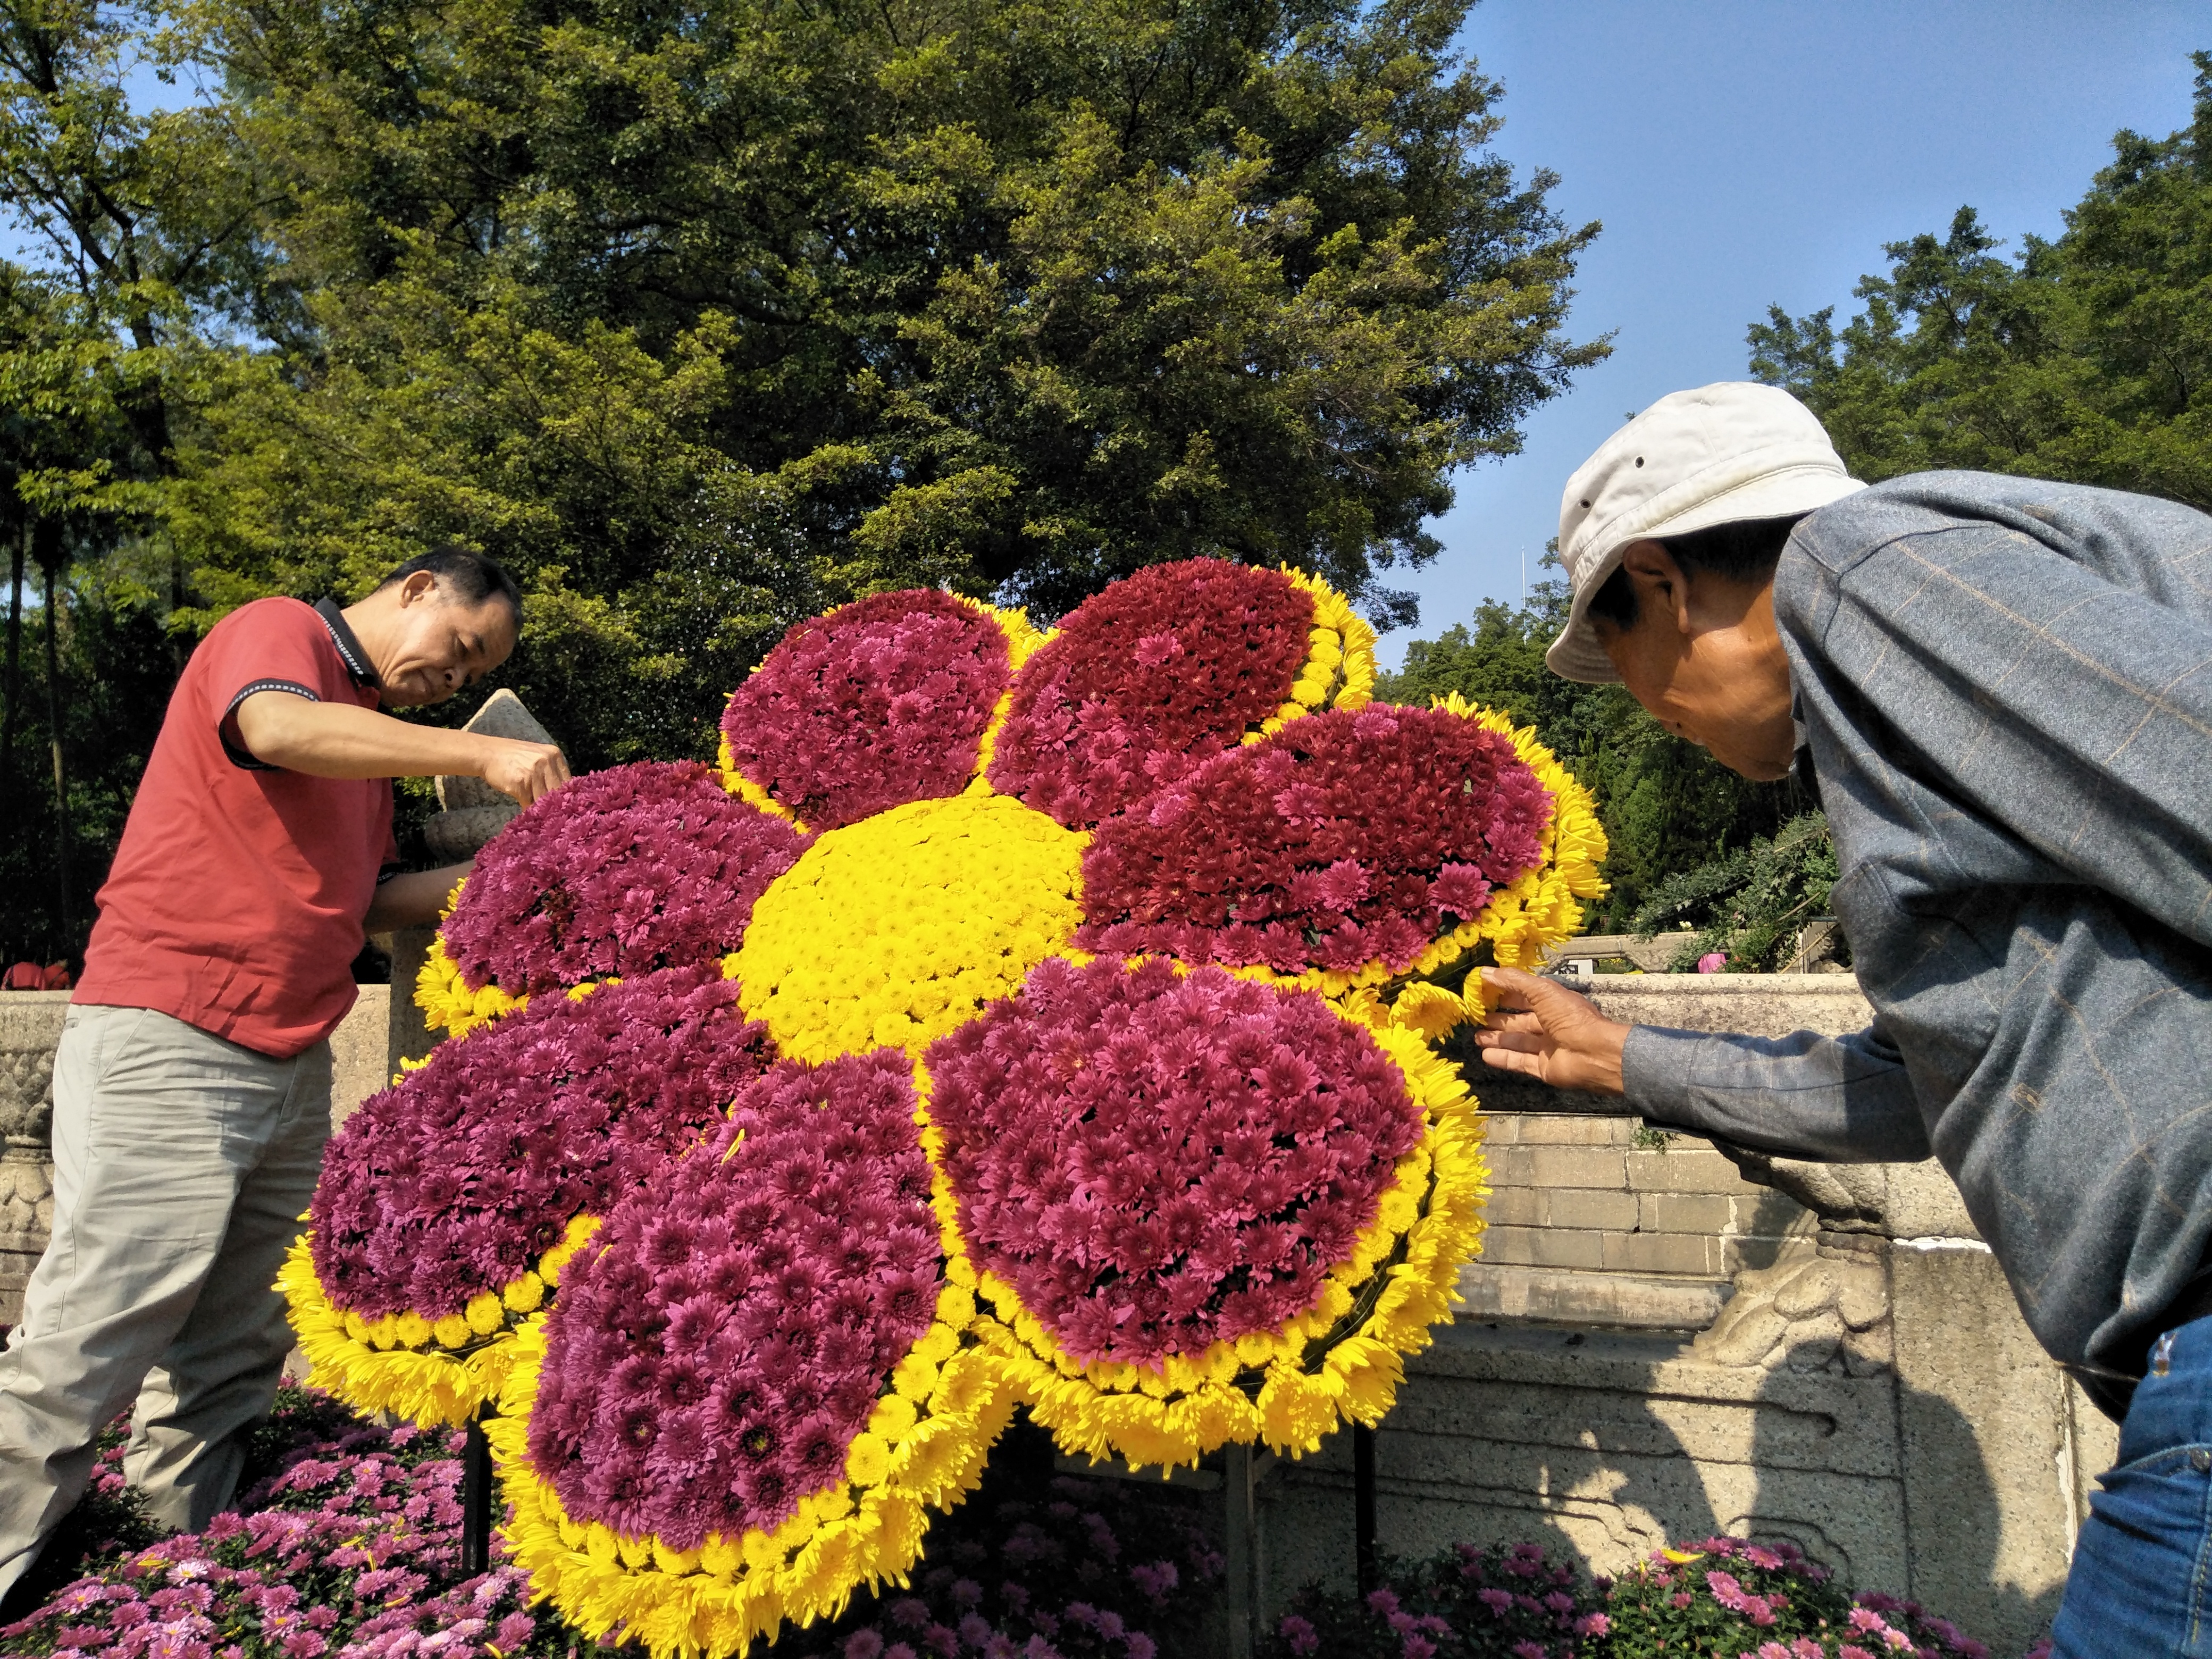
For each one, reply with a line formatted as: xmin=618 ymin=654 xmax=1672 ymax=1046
xmin=960 ymin=600 xmax=1055 ymax=789
xmin=417 ymin=943 xmax=610 ymax=1052
xmin=967 ymin=564 xmax=1374 ymax=791
xmin=1246 ymin=566 xmax=1379 ymax=743
xmin=279 ymin=1214 xmax=602 ymax=1429
xmin=417 ymin=926 xmax=528 ymax=1040
xmin=911 ymin=1006 xmax=1485 ymax=1470
xmin=490 ymin=1280 xmax=1016 ymax=1659
xmin=1449 ymin=696 xmax=1610 ymax=967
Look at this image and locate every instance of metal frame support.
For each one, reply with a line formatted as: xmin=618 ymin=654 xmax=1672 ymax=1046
xmin=1353 ymin=1423 xmax=1378 ymax=1595
xmin=1224 ymin=1442 xmax=1256 ymax=1658
xmin=462 ymin=1417 xmax=495 ymax=1575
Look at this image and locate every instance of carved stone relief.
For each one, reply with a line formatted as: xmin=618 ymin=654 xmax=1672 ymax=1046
xmin=1692 ymin=1234 xmax=1893 ymax=1374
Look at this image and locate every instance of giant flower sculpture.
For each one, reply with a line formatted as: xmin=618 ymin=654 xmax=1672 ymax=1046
xmin=281 ymin=562 xmax=1604 ymax=1658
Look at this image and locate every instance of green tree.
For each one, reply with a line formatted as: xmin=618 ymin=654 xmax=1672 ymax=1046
xmin=1625 ymin=810 xmax=1838 ymax=972
xmin=166 ymin=267 xmax=828 ymax=765
xmin=0 ymin=264 xmax=185 ymax=963
xmin=1748 ymin=49 xmax=2212 ymax=504
xmin=164 ymin=0 xmax=1605 ymax=755
xmin=0 ymin=0 xmax=276 ymax=964
xmin=0 ymin=0 xmax=1613 ymax=958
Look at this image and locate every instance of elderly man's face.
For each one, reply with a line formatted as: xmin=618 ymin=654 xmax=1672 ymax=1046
xmin=375 ymin=573 xmax=520 ymax=708
xmin=1594 ymin=540 xmax=1799 ymax=782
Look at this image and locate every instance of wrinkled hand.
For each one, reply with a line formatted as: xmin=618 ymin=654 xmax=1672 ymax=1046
xmin=1472 ymin=966 xmax=1631 ymax=1095
xmin=477 ymin=737 xmax=571 ymax=806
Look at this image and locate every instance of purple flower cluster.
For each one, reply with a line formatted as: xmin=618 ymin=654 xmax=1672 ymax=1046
xmin=340 ymin=1566 xmax=542 ymax=1658
xmin=1267 ymin=1540 xmax=1604 ymax=1659
xmin=3 ymin=1397 xmax=1226 ymax=1659
xmin=833 ymin=1591 xmax=1162 ymax=1659
xmin=527 ymin=1049 xmax=942 ymax=1546
xmin=1079 ymin=705 xmax=1553 ymax=977
xmin=312 ymin=966 xmax=773 ymax=1321
xmin=0 ymin=1395 xmax=566 ymax=1659
xmin=720 ymin=590 xmax=1015 ymax=831
xmin=785 ymin=1476 xmax=1219 ymax=1659
xmin=986 ymin=561 xmax=1316 ymax=829
xmin=1593 ymin=1535 xmax=2001 ymax=1659
xmin=1848 ymin=1594 xmax=1991 ymax=1659
xmin=442 ymin=760 xmax=807 ymax=996
xmin=1263 ymin=1534 xmax=2024 ymax=1659
xmin=924 ymin=957 xmax=1424 ymax=1367
xmin=1707 ymin=1568 xmax=1780 ymax=1628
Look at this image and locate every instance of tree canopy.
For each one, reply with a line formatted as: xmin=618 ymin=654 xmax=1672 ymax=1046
xmin=177 ymin=0 xmax=1605 ymax=760
xmin=0 ymin=0 xmax=1611 ymax=963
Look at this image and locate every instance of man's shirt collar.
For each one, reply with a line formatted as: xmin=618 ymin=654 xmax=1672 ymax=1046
xmin=315 ymin=598 xmax=382 ymax=689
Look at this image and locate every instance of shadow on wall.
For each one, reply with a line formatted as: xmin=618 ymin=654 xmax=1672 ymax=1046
xmin=1256 ymin=1326 xmax=1736 ymax=1606
xmin=1742 ymin=1340 xmax=2060 ymax=1648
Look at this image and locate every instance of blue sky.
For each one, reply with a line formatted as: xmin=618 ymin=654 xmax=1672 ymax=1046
xmin=1380 ymin=1 xmax=2209 ymax=667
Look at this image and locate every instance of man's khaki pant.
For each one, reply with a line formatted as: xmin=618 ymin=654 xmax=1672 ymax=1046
xmin=0 ymin=1003 xmax=332 ymax=1598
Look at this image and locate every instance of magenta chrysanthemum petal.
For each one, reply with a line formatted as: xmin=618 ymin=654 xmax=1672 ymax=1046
xmin=985 ymin=562 xmax=1316 ymax=828
xmin=1076 ymin=705 xmax=1553 ymax=975
xmin=720 ymin=591 xmax=1015 ymax=831
xmin=311 ymin=966 xmax=773 ymax=1322
xmin=924 ymin=958 xmax=1425 ymax=1368
xmin=526 ymin=1049 xmax=941 ymax=1547
xmin=442 ymin=760 xmax=807 ymax=997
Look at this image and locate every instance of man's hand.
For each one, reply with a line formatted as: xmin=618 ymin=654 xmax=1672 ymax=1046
xmin=1472 ymin=966 xmax=1632 ymax=1095
xmin=475 ymin=736 xmax=569 ymax=806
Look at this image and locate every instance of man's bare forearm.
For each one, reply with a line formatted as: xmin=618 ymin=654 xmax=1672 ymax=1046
xmin=239 ymin=696 xmax=497 ymax=778
xmin=234 ymin=694 xmax=570 ymax=802
xmin=364 ymin=864 xmax=472 ymax=933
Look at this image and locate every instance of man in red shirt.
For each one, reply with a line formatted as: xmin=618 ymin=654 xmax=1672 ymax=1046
xmin=0 ymin=548 xmax=567 ymax=1598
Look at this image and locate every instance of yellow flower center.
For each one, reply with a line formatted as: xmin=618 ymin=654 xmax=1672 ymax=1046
xmin=730 ymin=794 xmax=1087 ymax=1063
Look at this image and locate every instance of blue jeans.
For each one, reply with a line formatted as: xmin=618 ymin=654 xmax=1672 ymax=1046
xmin=2054 ymin=1313 xmax=2212 ymax=1657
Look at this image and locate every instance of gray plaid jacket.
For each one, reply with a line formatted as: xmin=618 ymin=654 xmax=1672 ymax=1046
xmin=1622 ymin=472 xmax=2212 ymax=1386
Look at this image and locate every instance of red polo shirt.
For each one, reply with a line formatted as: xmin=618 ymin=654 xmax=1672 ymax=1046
xmin=76 ymin=597 xmax=398 ymax=1057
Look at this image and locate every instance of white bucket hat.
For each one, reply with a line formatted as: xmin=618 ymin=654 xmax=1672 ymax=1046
xmin=1544 ymin=381 xmax=1864 ymax=683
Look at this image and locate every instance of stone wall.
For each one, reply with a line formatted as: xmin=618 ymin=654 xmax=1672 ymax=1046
xmin=0 ymin=993 xmax=64 ymax=1323
xmin=1461 ymin=976 xmax=1879 ymax=1334
xmin=1464 ymin=1115 xmax=1814 ymax=1333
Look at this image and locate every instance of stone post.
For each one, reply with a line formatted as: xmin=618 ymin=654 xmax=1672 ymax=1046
xmin=0 ymin=992 xmax=64 ymax=1325
xmin=373 ymin=927 xmax=446 ymax=1088
xmin=420 ymin=688 xmax=555 ymax=862
xmin=372 ymin=685 xmax=557 ymax=1089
